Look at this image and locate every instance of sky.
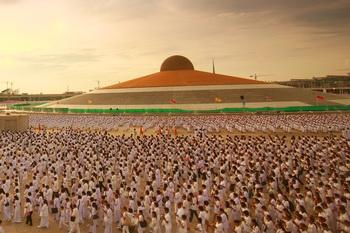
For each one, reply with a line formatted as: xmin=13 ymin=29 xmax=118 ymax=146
xmin=0 ymin=0 xmax=349 ymax=94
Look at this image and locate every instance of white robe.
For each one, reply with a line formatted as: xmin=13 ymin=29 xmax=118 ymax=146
xmin=114 ymin=198 xmax=121 ymax=224
xmin=104 ymin=208 xmax=113 ymax=233
xmin=39 ymin=204 xmax=49 ymax=228
xmin=13 ymin=199 xmax=21 ymax=223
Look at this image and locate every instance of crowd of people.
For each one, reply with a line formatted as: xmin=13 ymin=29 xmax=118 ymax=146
xmin=0 ymin=113 xmax=348 ymax=233
xmin=29 ymin=113 xmax=350 ymax=133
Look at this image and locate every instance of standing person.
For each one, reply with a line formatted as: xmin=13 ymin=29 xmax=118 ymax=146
xmin=104 ymin=203 xmax=113 ymax=233
xmin=214 ymin=216 xmax=225 ymax=233
xmin=3 ymin=193 xmax=11 ymax=221
xmin=114 ymin=193 xmax=121 ymax=227
xmin=52 ymin=193 xmax=60 ymax=221
xmin=149 ymin=211 xmax=160 ymax=233
xmin=90 ymin=202 xmax=99 ymax=233
xmin=36 ymin=193 xmax=44 ymax=216
xmin=122 ymin=207 xmax=136 ymax=233
xmin=12 ymin=195 xmax=21 ymax=223
xmin=162 ymin=207 xmax=172 ymax=233
xmin=196 ymin=217 xmax=207 ymax=233
xmin=77 ymin=195 xmax=84 ymax=224
xmin=38 ymin=200 xmax=49 ymax=228
xmin=59 ymin=206 xmax=66 ymax=229
xmin=220 ymin=209 xmax=229 ymax=233
xmin=138 ymin=210 xmax=147 ymax=233
xmin=189 ymin=193 xmax=199 ymax=222
xmin=198 ymin=205 xmax=208 ymax=232
xmin=69 ymin=204 xmax=81 ymax=233
xmin=0 ymin=220 xmax=4 ymax=233
xmin=177 ymin=214 xmax=188 ymax=233
xmin=121 ymin=209 xmax=130 ymax=233
xmin=24 ymin=198 xmax=33 ymax=226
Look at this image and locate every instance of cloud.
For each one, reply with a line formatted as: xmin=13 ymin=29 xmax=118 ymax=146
xmin=14 ymin=50 xmax=101 ymax=70
xmin=160 ymin=0 xmax=350 ymax=33
xmin=161 ymin=0 xmax=329 ymax=14
xmin=295 ymin=4 xmax=350 ymax=29
xmin=1 ymin=0 xmax=349 ymax=93
xmin=75 ymin=0 xmax=159 ymax=21
xmin=72 ymin=0 xmax=350 ymax=38
xmin=0 ymin=0 xmax=20 ymax=4
xmin=18 ymin=50 xmax=100 ymax=64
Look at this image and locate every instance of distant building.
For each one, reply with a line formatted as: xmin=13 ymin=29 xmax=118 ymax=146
xmin=1 ymin=88 xmax=12 ymax=95
xmin=0 ymin=92 xmax=83 ymax=103
xmin=276 ymin=73 xmax=350 ymax=94
xmin=41 ymin=55 xmax=350 ymax=110
xmin=63 ymin=91 xmax=84 ymax=95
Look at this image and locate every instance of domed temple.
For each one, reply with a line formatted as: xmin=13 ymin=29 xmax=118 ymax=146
xmin=160 ymin=55 xmax=194 ymax=71
xmin=42 ymin=55 xmax=350 ymax=111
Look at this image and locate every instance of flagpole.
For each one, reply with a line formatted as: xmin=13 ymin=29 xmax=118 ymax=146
xmin=212 ymin=58 xmax=216 ymax=74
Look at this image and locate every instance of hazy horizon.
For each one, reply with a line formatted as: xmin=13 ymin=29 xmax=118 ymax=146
xmin=0 ymin=0 xmax=350 ymax=94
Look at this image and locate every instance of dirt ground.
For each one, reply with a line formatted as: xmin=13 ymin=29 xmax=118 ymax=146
xmin=1 ymin=215 xmax=116 ymax=233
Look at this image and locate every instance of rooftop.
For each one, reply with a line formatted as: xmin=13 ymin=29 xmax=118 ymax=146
xmin=104 ymin=55 xmax=264 ymax=89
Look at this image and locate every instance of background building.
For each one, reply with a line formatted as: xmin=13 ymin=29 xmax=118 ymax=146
xmin=276 ymin=74 xmax=350 ymax=94
xmin=40 ymin=55 xmax=350 ymax=111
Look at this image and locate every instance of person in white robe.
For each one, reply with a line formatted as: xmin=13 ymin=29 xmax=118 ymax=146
xmin=38 ymin=200 xmax=49 ymax=228
xmin=12 ymin=195 xmax=21 ymax=223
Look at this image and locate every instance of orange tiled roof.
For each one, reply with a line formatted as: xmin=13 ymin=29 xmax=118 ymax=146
xmin=103 ymin=70 xmax=264 ymax=89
